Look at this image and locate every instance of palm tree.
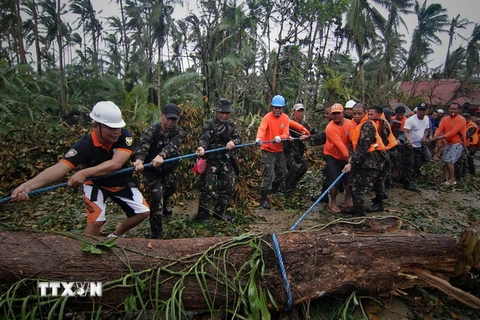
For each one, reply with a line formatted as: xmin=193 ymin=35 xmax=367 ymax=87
xmin=465 ymin=23 xmax=480 ymax=79
xmin=69 ymin=0 xmax=102 ymax=76
xmin=111 ymin=0 xmax=130 ymax=76
xmin=0 ymin=0 xmax=27 ymax=65
xmin=22 ymin=0 xmax=43 ymax=74
xmin=345 ymin=0 xmax=386 ymax=101
xmin=443 ymin=14 xmax=471 ymax=78
xmin=376 ymin=0 xmax=413 ymax=85
xmin=404 ymin=0 xmax=448 ymax=80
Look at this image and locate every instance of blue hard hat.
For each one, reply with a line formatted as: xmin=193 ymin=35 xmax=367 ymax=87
xmin=271 ymin=95 xmax=286 ymax=107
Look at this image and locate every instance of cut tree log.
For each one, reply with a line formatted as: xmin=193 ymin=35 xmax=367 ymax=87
xmin=0 ymin=227 xmax=479 ymax=314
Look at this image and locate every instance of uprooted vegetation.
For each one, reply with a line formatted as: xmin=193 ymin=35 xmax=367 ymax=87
xmin=0 ymin=106 xmax=479 ymax=319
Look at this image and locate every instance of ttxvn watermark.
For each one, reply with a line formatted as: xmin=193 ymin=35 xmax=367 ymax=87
xmin=38 ymin=281 xmax=102 ymax=297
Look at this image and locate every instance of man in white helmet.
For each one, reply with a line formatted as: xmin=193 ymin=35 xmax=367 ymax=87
xmin=255 ymin=95 xmax=290 ymax=209
xmin=344 ymin=100 xmax=356 ymax=120
xmin=10 ymin=101 xmax=150 ymax=237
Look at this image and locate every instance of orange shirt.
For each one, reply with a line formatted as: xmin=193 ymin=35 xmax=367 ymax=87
xmin=324 ymin=119 xmax=353 ymax=161
xmin=256 ymin=111 xmax=290 ymax=153
xmin=434 ymin=114 xmax=466 ymax=145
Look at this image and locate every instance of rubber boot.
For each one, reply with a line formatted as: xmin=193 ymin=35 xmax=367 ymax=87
xmin=366 ymin=200 xmax=384 ymax=213
xmin=214 ymin=201 xmax=232 ymax=221
xmin=271 ymin=184 xmax=284 ymax=197
xmin=260 ymin=189 xmax=271 ymax=209
xmin=195 ymin=206 xmax=211 ymax=224
xmin=149 ymin=211 xmax=163 ymax=239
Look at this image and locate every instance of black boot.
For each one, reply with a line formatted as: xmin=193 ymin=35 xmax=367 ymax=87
xmin=163 ymin=196 xmax=173 ymax=215
xmin=271 ymin=184 xmax=284 ymax=197
xmin=370 ymin=194 xmax=383 ymax=204
xmin=149 ymin=211 xmax=163 ymax=239
xmin=366 ymin=201 xmax=384 ymax=213
xmin=214 ymin=202 xmax=232 ymax=221
xmin=405 ymin=184 xmax=420 ymax=192
xmin=341 ymin=206 xmax=365 ymax=217
xmin=195 ymin=206 xmax=211 ymax=224
xmin=260 ymin=189 xmax=271 ymax=209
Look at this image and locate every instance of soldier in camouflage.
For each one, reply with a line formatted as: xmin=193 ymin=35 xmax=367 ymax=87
xmin=342 ymin=104 xmax=389 ymax=216
xmin=195 ymin=98 xmax=242 ymax=222
xmin=367 ymin=105 xmax=395 ymax=212
xmin=133 ymin=103 xmax=186 ymax=239
xmin=283 ymin=103 xmax=313 ymax=191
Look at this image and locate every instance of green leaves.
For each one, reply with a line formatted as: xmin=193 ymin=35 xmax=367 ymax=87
xmin=81 ymin=237 xmax=118 ymax=255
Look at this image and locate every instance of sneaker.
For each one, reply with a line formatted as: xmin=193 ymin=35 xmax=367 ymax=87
xmin=106 ymin=233 xmax=125 ymax=238
xmin=163 ymin=207 xmax=173 ymax=216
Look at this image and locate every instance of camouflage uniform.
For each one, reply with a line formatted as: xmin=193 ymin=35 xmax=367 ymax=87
xmin=134 ymin=122 xmax=185 ymax=238
xmin=283 ymin=119 xmax=311 ymax=190
xmin=374 ymin=119 xmax=394 ymax=195
xmin=198 ymin=118 xmax=241 ymax=217
xmin=349 ymin=121 xmax=389 ymax=215
xmin=462 ymin=124 xmax=477 ymax=176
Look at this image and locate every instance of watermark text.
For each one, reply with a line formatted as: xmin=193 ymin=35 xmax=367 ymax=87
xmin=38 ymin=281 xmax=102 ymax=297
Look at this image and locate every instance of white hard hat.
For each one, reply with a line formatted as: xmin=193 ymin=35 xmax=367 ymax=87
xmin=89 ymin=101 xmax=125 ymax=128
xmin=345 ymin=100 xmax=356 ymax=109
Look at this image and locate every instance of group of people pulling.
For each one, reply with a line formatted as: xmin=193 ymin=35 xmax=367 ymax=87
xmin=9 ymin=96 xmax=479 ymax=238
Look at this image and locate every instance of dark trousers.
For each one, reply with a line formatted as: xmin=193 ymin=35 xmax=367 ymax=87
xmin=403 ymin=145 xmax=431 ymax=185
xmin=198 ymin=158 xmax=235 ymax=215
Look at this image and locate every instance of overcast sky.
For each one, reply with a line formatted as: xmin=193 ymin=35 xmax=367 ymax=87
xmin=94 ymin=0 xmax=479 ymax=69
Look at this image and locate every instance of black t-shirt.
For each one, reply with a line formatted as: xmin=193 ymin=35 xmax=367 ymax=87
xmin=62 ymin=129 xmax=134 ymax=187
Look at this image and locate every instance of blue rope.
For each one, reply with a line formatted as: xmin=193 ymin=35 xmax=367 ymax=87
xmin=290 ymin=171 xmax=346 ymax=231
xmin=0 ymin=139 xmax=279 ymax=204
xmin=272 ymin=233 xmax=293 ymax=311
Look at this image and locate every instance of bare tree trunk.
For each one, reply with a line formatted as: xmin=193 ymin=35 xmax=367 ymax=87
xmin=157 ymin=48 xmax=162 ymax=110
xmin=1 ymin=229 xmax=479 ymax=312
xmin=57 ymin=0 xmax=66 ymax=116
xmin=31 ymin=0 xmax=42 ymax=75
xmin=15 ymin=0 xmax=27 ymax=65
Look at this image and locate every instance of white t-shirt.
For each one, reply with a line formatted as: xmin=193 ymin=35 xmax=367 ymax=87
xmin=404 ymin=115 xmax=430 ymax=148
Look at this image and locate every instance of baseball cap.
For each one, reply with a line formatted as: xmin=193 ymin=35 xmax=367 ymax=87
xmin=417 ymin=103 xmax=428 ymax=110
xmin=331 ymin=103 xmax=344 ymax=113
xmin=162 ymin=103 xmax=181 ymax=119
xmin=293 ymin=103 xmax=305 ymax=111
xmin=345 ymin=100 xmax=356 ymax=109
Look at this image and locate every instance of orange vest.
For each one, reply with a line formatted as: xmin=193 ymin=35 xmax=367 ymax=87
xmin=350 ymin=120 xmax=386 ymax=152
xmin=385 ymin=122 xmax=398 ymax=150
xmin=477 ymin=127 xmax=480 ymax=148
xmin=466 ymin=121 xmax=479 ymax=147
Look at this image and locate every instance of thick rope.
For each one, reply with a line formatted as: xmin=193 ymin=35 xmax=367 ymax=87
xmin=0 ymin=138 xmax=293 ymax=204
xmin=290 ymin=171 xmax=346 ymax=231
xmin=272 ymin=233 xmax=293 ymax=311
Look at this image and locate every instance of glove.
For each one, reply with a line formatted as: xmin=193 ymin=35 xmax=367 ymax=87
xmin=273 ymin=136 xmax=282 ymax=143
xmin=255 ymin=138 xmax=262 ymax=145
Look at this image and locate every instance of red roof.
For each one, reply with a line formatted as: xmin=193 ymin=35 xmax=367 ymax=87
xmin=395 ymin=79 xmax=480 ymax=107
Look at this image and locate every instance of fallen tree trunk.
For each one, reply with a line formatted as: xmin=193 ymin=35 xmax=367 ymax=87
xmin=0 ymin=227 xmax=479 ymax=314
